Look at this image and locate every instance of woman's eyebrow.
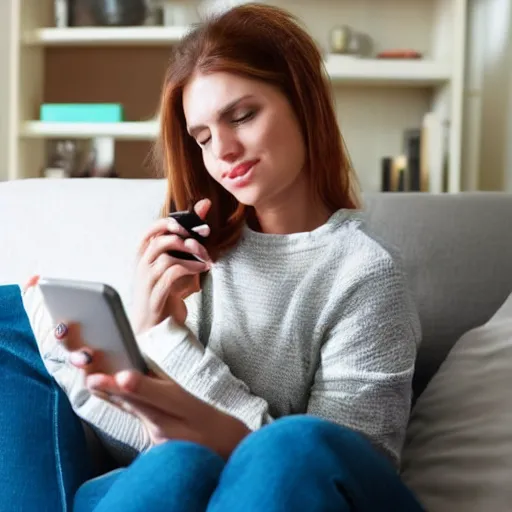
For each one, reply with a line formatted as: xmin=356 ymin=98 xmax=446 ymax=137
xmin=187 ymin=94 xmax=255 ymax=137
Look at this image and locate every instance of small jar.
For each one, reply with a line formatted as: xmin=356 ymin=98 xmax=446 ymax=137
xmin=329 ymin=25 xmax=353 ymax=54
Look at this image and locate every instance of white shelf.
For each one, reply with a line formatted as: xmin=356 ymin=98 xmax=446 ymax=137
xmin=20 ymin=121 xmax=159 ymax=140
xmin=4 ymin=0 xmax=468 ymax=189
xmin=325 ymin=55 xmax=452 ymax=86
xmin=22 ymin=26 xmax=190 ymax=46
xmin=21 ymin=28 xmax=452 ymax=87
xmin=19 ymin=55 xmax=452 ymax=142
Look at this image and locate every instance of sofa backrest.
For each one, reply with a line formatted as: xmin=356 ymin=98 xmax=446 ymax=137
xmin=363 ymin=192 xmax=512 ymax=396
xmin=1 ymin=179 xmax=511 ymax=396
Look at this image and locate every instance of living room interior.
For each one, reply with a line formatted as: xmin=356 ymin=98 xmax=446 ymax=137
xmin=1 ymin=1 xmax=512 ymax=511
xmin=0 ymin=0 xmax=510 ymax=193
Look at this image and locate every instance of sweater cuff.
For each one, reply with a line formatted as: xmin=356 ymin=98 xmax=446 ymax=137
xmin=136 ymin=318 xmax=272 ymax=430
xmin=136 ymin=318 xmax=205 ymax=380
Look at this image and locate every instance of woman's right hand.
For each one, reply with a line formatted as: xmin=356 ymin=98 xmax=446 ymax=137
xmin=132 ymin=199 xmax=212 ymax=335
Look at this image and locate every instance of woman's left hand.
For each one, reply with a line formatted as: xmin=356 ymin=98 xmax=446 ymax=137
xmin=54 ymin=321 xmax=251 ymax=460
xmin=85 ymin=370 xmax=251 ymax=460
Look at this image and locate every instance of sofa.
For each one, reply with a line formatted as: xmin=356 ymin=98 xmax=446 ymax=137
xmin=2 ymin=178 xmax=512 ymax=510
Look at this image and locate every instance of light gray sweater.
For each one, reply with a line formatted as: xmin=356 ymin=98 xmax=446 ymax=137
xmin=23 ymin=209 xmax=421 ymax=469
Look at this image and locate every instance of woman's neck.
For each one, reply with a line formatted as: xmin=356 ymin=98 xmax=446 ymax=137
xmin=252 ymin=183 xmax=331 ymax=235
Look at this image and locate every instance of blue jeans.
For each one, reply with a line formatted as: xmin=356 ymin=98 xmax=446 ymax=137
xmin=74 ymin=418 xmax=425 ymax=512
xmin=1 ymin=290 xmax=424 ymax=512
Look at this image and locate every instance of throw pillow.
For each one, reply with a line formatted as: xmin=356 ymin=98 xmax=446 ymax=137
xmin=401 ymin=290 xmax=512 ymax=511
xmin=0 ymin=284 xmax=92 ymax=510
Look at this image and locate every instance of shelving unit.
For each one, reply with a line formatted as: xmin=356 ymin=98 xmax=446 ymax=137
xmin=20 ymin=120 xmax=159 ymax=140
xmin=324 ymin=55 xmax=452 ymax=86
xmin=23 ymin=25 xmax=190 ymax=46
xmin=2 ymin=0 xmax=468 ymax=193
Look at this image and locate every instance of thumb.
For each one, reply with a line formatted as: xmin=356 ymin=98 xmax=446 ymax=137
xmin=193 ymin=199 xmax=211 ymax=221
xmin=166 ymin=295 xmax=188 ymax=326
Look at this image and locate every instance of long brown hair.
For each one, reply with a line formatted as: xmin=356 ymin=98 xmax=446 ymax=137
xmin=155 ymin=3 xmax=360 ymax=261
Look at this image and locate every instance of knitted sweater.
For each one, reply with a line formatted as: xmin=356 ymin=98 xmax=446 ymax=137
xmin=22 ymin=209 xmax=421 ymax=468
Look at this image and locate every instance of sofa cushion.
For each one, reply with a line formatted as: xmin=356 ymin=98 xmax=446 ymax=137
xmin=400 ymin=290 xmax=512 ymax=511
xmin=2 ymin=179 xmax=512 ymax=397
xmin=0 ymin=284 xmax=92 ymax=509
xmin=363 ymin=192 xmax=512 ymax=396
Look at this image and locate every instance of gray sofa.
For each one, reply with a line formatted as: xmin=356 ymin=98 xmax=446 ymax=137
xmin=1 ymin=178 xmax=512 ymax=509
xmin=363 ymin=192 xmax=512 ymax=398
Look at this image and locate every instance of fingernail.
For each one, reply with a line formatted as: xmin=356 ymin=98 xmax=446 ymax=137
xmin=184 ymin=239 xmax=211 ymax=262
xmin=198 ymin=256 xmax=213 ymax=267
xmin=69 ymin=351 xmax=92 ymax=366
xmin=191 ymin=224 xmax=210 ymax=237
xmin=193 ymin=254 xmax=209 ymax=265
xmin=54 ymin=323 xmax=68 ymax=340
xmin=24 ymin=275 xmax=40 ymax=291
xmin=168 ymin=219 xmax=188 ymax=235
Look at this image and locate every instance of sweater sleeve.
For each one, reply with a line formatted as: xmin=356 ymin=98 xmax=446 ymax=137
xmin=137 ymin=319 xmax=273 ymax=430
xmin=22 ymin=283 xmax=272 ymax=463
xmin=306 ymin=256 xmax=421 ymax=469
xmin=21 ymin=285 xmax=151 ymax=464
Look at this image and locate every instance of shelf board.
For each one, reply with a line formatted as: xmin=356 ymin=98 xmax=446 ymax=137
xmin=325 ymin=55 xmax=452 ymax=86
xmin=22 ymin=26 xmax=190 ymax=46
xmin=22 ymin=28 xmax=451 ymax=86
xmin=18 ymin=57 xmax=452 ymax=142
xmin=20 ymin=121 xmax=159 ymax=140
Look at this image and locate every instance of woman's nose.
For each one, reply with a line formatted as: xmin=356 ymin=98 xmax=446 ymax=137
xmin=211 ymin=128 xmax=243 ymax=162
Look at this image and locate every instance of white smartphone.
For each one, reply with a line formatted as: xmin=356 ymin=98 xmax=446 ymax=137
xmin=38 ymin=277 xmax=149 ymax=375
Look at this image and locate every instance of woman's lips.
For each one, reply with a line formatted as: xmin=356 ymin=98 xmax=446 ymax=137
xmin=225 ymin=160 xmax=258 ymax=188
xmin=225 ymin=159 xmax=260 ymax=180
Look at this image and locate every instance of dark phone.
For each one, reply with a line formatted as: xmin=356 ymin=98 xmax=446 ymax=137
xmin=167 ymin=210 xmax=207 ymax=261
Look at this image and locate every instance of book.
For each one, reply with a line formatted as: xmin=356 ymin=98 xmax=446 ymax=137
xmin=403 ymin=129 xmax=421 ymax=191
xmin=40 ymin=103 xmax=124 ymax=123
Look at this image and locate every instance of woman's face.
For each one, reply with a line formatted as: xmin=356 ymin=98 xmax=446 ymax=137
xmin=182 ymin=72 xmax=306 ymax=210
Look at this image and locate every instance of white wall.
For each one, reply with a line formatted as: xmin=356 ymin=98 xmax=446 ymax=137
xmin=0 ymin=1 xmax=12 ymax=181
xmin=506 ymin=44 xmax=512 ymax=192
xmin=464 ymin=0 xmax=512 ymax=191
xmin=0 ymin=0 xmax=16 ymax=183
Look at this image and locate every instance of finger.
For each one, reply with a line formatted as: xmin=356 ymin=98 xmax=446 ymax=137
xmin=193 ymin=199 xmax=212 ymax=221
xmin=68 ymin=348 xmax=107 ymax=376
xmin=85 ymin=374 xmax=136 ymax=412
xmin=151 ymin=264 xmax=203 ymax=308
xmin=150 ymin=253 xmax=208 ymax=288
xmin=54 ymin=322 xmax=82 ymax=351
xmin=113 ymin=394 xmax=175 ymax=441
xmin=86 ymin=371 xmax=178 ymax=421
xmin=115 ymin=370 xmax=190 ymax=415
xmin=167 ymin=217 xmax=191 ymax=238
xmin=54 ymin=322 xmax=105 ymax=375
xmin=190 ymin=224 xmax=211 ymax=238
xmin=137 ymin=217 xmax=182 ymax=258
xmin=68 ymin=349 xmax=93 ymax=368
xmin=86 ymin=373 xmax=118 ymax=393
xmin=23 ymin=274 xmax=40 ymax=293
xmin=144 ymin=234 xmax=188 ymax=265
xmin=183 ymin=238 xmax=211 ymax=263
xmin=143 ymin=235 xmax=208 ymax=265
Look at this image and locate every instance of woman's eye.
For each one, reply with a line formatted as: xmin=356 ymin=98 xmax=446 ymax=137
xmin=197 ymin=135 xmax=211 ymax=146
xmin=232 ymin=110 xmax=255 ymax=124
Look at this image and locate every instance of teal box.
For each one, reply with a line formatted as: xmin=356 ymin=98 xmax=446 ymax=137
xmin=40 ymin=103 xmax=124 ymax=123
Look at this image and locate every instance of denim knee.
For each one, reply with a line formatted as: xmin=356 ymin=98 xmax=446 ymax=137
xmin=231 ymin=414 xmax=362 ymax=466
xmin=143 ymin=440 xmax=225 ymax=474
xmin=77 ymin=441 xmax=226 ymax=512
xmin=246 ymin=414 xmax=358 ymax=447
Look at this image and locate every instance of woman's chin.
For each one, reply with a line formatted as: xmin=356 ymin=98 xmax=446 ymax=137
xmin=231 ymin=189 xmax=261 ymax=208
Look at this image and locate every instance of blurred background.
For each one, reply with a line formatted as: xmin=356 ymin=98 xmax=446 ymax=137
xmin=0 ymin=0 xmax=510 ymax=193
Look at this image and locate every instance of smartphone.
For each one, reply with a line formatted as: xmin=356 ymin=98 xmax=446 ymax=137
xmin=38 ymin=277 xmax=149 ymax=375
xmin=168 ymin=210 xmax=208 ymax=262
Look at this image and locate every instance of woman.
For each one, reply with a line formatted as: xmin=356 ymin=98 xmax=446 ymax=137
xmin=16 ymin=4 xmax=424 ymax=511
